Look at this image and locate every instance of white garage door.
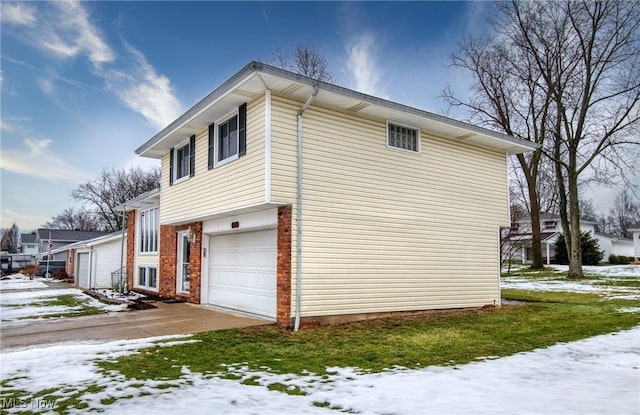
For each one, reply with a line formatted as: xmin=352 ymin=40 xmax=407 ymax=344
xmin=208 ymin=229 xmax=277 ymax=319
xmin=77 ymin=253 xmax=90 ymax=289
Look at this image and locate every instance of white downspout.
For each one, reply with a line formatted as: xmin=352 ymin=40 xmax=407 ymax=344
xmin=294 ymin=85 xmax=319 ymax=332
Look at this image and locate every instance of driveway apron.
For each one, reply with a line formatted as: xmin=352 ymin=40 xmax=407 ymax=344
xmin=0 ymin=301 xmax=268 ymax=349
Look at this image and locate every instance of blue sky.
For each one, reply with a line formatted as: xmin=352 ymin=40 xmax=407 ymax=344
xmin=0 ymin=1 xmax=537 ymax=232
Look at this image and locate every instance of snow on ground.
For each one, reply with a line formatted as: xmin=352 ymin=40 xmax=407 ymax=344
xmin=0 ymin=274 xmax=49 ymax=290
xmin=553 ymin=264 xmax=640 ymax=278
xmin=501 ymin=265 xmax=640 ymax=300
xmin=0 ymin=328 xmax=638 ymax=414
xmin=0 ymin=288 xmax=127 ymax=322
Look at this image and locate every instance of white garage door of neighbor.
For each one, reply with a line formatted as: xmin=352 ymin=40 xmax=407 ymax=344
xmin=208 ymin=229 xmax=277 ymax=319
xmin=77 ymin=253 xmax=90 ymax=288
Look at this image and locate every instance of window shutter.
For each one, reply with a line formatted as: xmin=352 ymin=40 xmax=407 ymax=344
xmin=238 ymin=103 xmax=247 ymax=156
xmin=208 ymin=123 xmax=215 ymax=169
xmin=169 ymin=147 xmax=174 ymax=186
xmin=189 ymin=135 xmax=196 ymax=177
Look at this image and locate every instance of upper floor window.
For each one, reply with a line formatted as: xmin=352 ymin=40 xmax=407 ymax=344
xmin=218 ymin=115 xmax=238 ymax=163
xmin=169 ymin=135 xmax=195 ymax=185
xmin=387 ymin=122 xmax=420 ymax=153
xmin=140 ymin=207 xmax=158 ymax=253
xmin=543 ymin=221 xmax=556 ymax=229
xmin=208 ymin=103 xmax=247 ymax=169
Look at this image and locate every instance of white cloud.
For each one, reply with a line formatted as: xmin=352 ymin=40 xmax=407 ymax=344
xmin=0 ymin=137 xmax=92 ymax=182
xmin=37 ymin=78 xmax=55 ymax=96
xmin=0 ymin=209 xmax=49 ymax=231
xmin=4 ymin=2 xmax=182 ymax=129
xmin=1 ymin=2 xmax=37 ymax=26
xmin=346 ymin=32 xmax=384 ymax=97
xmin=47 ymin=0 xmax=115 ymax=67
xmin=104 ymin=43 xmax=183 ymax=129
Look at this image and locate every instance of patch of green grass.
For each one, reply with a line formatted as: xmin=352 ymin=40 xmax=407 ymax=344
xmin=267 ymin=383 xmax=306 ymax=395
xmin=13 ymin=294 xmax=107 ymax=320
xmin=501 ymin=266 xmax=563 ymax=279
xmin=98 ymin=290 xmax=640 ymax=384
xmin=592 ymin=279 xmax=640 ymax=288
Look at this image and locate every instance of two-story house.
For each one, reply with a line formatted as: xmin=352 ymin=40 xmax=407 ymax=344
xmin=510 ymin=213 xmax=633 ymax=264
xmin=19 ymin=232 xmax=38 ymax=258
xmin=125 ymin=62 xmax=536 ymax=328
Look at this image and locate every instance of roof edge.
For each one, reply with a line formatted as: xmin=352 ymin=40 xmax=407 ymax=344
xmin=136 ymin=61 xmax=537 ymax=157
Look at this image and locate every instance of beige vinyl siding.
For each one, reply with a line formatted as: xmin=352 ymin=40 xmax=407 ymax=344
xmin=271 ymin=94 xmax=508 ymax=317
xmin=160 ymin=96 xmax=266 ymax=224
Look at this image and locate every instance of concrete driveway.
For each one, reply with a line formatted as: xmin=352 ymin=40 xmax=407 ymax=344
xmin=0 ymin=301 xmax=268 ymax=350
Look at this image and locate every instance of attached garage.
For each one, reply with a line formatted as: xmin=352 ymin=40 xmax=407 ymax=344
xmin=66 ymin=233 xmax=126 ymax=290
xmin=207 ymin=229 xmax=277 ymax=319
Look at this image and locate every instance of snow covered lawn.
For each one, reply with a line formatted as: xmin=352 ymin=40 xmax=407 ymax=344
xmin=1 ymin=328 xmax=638 ymax=414
xmin=0 ymin=274 xmax=53 ymax=290
xmin=0 ymin=288 xmax=127 ymax=322
xmin=502 ymin=264 xmax=640 ymax=300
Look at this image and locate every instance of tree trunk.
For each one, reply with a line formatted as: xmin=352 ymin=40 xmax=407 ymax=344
xmin=567 ymin=170 xmax=583 ymax=279
xmin=527 ymin=185 xmax=544 ymax=269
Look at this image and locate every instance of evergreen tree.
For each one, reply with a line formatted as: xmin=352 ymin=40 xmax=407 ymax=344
xmin=555 ymin=232 xmax=603 ymax=266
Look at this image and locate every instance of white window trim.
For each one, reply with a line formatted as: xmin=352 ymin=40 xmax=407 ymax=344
xmin=173 ymin=139 xmax=191 ymax=184
xmin=138 ymin=207 xmax=159 ymax=255
xmin=386 ymin=120 xmax=421 ymax=154
xmin=176 ymin=230 xmax=190 ymax=294
xmin=135 ymin=265 xmax=158 ymax=291
xmin=213 ymin=110 xmax=240 ymax=168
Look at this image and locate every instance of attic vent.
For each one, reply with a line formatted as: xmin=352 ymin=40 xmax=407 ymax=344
xmin=282 ymin=84 xmax=303 ymax=95
xmin=346 ymin=102 xmax=369 ymax=112
xmin=235 ymin=89 xmax=258 ymax=98
xmin=455 ymin=133 xmax=474 ymax=140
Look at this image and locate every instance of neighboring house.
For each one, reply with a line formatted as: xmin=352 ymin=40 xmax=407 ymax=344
xmin=51 ymin=232 xmax=126 ymax=289
xmin=19 ymin=232 xmax=38 ymax=257
xmin=509 ymin=213 xmax=633 ymax=264
xmin=35 ymin=229 xmax=110 ymax=261
xmin=630 ymin=222 xmax=640 ymax=261
xmin=593 ymin=232 xmax=634 ymax=260
xmin=126 ymin=61 xmax=536 ymax=328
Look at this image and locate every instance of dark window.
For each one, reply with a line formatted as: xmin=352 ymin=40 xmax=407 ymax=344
xmin=218 ymin=115 xmax=238 ymax=162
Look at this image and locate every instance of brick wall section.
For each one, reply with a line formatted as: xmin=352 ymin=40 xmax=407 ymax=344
xmin=159 ymin=221 xmax=202 ymax=304
xmin=66 ymin=249 xmax=75 ymax=278
xmin=126 ymin=210 xmax=136 ymax=291
xmin=276 ymin=205 xmax=292 ymax=328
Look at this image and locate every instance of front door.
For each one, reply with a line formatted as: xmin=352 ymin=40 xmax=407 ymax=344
xmin=177 ymin=231 xmax=191 ymax=293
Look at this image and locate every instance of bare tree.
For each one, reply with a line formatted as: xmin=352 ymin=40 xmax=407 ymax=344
xmin=45 ymin=207 xmax=103 ymax=231
xmin=269 ymin=44 xmax=333 ymax=82
xmin=506 ymin=0 xmax=640 ymax=278
xmin=445 ymin=9 xmax=555 ymax=269
xmin=607 ymin=190 xmax=640 ymax=238
xmin=447 ymin=1 xmax=640 ymax=278
xmin=71 ymin=166 xmax=160 ymax=232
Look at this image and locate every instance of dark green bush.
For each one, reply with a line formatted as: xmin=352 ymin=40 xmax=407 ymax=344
xmin=618 ymin=255 xmax=630 ymax=265
xmin=555 ymin=232 xmax=604 ymax=265
xmin=609 ymin=254 xmax=618 ymax=265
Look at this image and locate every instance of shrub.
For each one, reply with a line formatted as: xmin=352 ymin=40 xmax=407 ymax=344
xmin=618 ymin=255 xmax=630 ymax=265
xmin=52 ymin=269 xmax=68 ymax=280
xmin=22 ymin=264 xmax=38 ymax=276
xmin=555 ymin=232 xmax=604 ymax=265
xmin=609 ymin=254 xmax=619 ymax=265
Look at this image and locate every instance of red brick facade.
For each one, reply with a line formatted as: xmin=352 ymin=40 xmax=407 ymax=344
xmin=65 ymin=248 xmax=75 ymax=279
xmin=276 ymin=205 xmax=292 ymax=327
xmin=159 ymin=221 xmax=202 ymax=304
xmin=126 ymin=210 xmax=136 ymax=291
